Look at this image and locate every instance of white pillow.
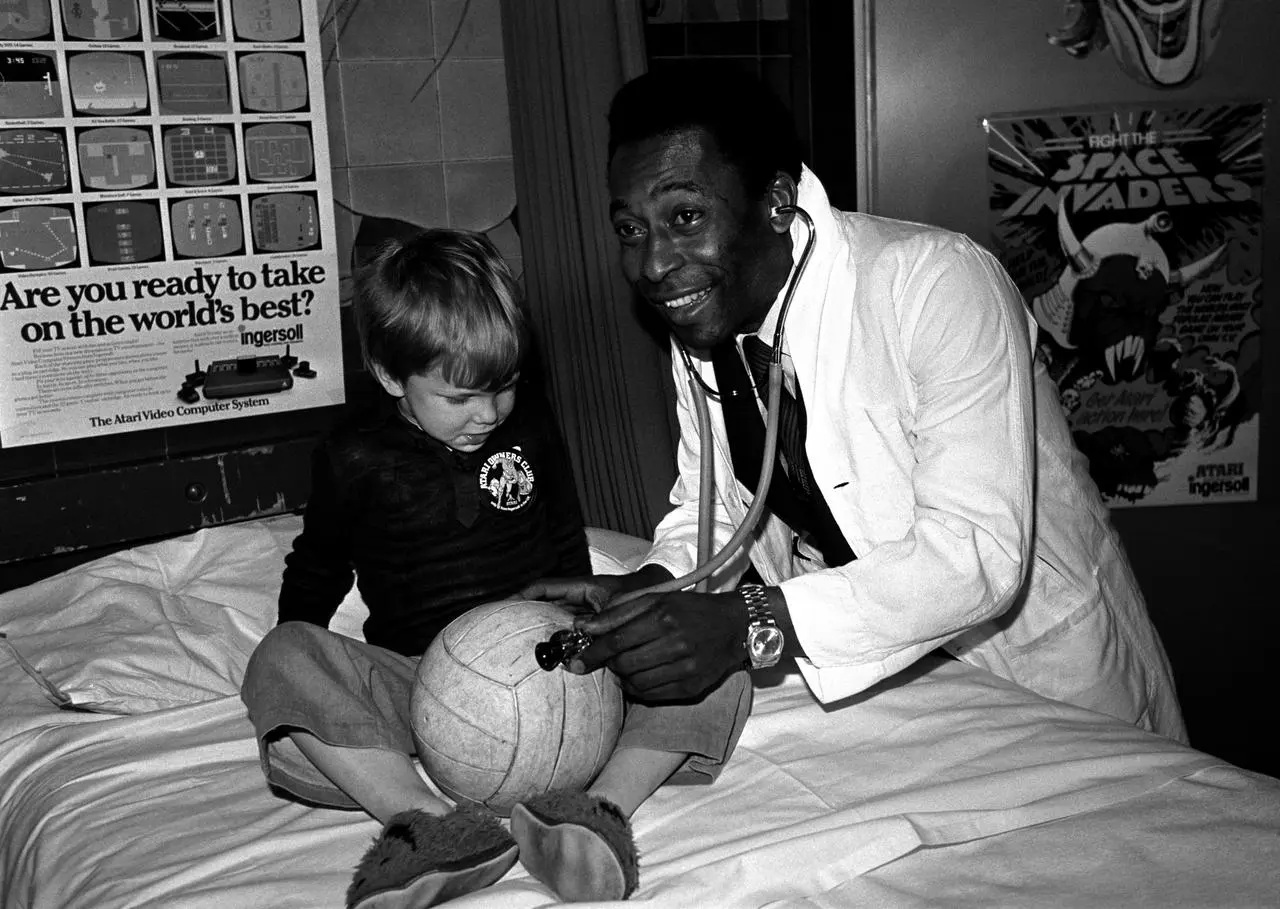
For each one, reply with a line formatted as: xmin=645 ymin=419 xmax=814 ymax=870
xmin=0 ymin=517 xmax=292 ymax=715
xmin=586 ymin=527 xmax=651 ymax=575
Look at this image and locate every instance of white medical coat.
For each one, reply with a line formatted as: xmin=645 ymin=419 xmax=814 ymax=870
xmin=641 ymin=168 xmax=1187 ymax=742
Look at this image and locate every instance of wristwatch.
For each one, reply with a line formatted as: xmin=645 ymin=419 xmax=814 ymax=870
xmin=740 ymin=583 xmax=784 ymax=669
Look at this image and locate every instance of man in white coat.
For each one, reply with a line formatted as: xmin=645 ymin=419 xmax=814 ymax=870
xmin=527 ymin=67 xmax=1186 ymax=745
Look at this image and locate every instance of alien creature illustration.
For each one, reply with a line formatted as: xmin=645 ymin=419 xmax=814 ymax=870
xmin=1030 ymin=205 xmax=1224 ymax=415
xmin=1047 ymin=0 xmax=1228 ymax=88
xmin=1069 ymin=334 xmax=1260 ymax=503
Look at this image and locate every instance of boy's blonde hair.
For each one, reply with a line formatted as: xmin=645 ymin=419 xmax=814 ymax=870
xmin=354 ymin=229 xmax=526 ymax=390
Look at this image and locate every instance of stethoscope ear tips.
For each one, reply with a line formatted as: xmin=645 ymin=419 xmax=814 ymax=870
xmin=769 ymin=205 xmax=797 ymax=228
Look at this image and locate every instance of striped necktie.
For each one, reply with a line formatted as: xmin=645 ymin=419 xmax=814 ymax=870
xmin=741 ymin=335 xmax=814 ymax=499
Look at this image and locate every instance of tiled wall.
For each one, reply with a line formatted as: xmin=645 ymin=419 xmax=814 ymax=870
xmin=642 ymin=0 xmax=805 ymax=174
xmin=641 ymin=0 xmax=859 ymax=213
xmin=643 ymin=0 xmax=794 ymax=69
xmin=644 ymin=0 xmax=790 ymax=24
xmin=320 ymin=0 xmax=520 ymax=307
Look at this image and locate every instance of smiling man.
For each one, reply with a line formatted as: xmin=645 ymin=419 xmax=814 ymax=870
xmin=527 ymin=66 xmax=1186 ymax=747
xmin=606 ymin=127 xmax=793 ymax=351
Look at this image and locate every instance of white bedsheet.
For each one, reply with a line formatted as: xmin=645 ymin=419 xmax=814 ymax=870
xmin=2 ymin=517 xmax=1279 ymax=908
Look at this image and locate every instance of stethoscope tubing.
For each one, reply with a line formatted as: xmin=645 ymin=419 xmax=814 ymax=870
xmin=612 ymin=205 xmax=816 ymax=605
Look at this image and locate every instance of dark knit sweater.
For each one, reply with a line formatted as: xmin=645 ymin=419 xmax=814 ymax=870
xmin=278 ymin=385 xmax=591 ymax=656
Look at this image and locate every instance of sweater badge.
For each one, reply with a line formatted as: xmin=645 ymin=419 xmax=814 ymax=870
xmin=479 ymin=449 xmax=536 ymax=512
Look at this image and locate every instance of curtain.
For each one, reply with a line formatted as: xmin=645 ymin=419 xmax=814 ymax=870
xmin=500 ymin=0 xmax=676 ymax=538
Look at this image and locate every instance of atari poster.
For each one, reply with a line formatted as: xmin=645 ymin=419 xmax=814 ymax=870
xmin=986 ymin=102 xmax=1264 ymax=507
xmin=0 ymin=0 xmax=344 ymax=447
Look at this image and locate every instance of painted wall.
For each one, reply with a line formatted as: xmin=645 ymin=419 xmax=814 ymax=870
xmin=863 ymin=0 xmax=1278 ymax=776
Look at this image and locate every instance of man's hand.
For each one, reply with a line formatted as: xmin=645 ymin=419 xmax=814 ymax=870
xmin=572 ymin=589 xmax=749 ymax=703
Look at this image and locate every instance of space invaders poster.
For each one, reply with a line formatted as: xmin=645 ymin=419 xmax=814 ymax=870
xmin=0 ymin=0 xmax=344 ymax=447
xmin=985 ymin=102 xmax=1265 ymax=508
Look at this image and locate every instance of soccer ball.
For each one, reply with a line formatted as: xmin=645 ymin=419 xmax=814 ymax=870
xmin=410 ymin=599 xmax=625 ymax=816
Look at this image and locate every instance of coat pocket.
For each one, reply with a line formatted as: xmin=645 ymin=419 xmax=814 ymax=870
xmin=998 ymin=552 xmax=1097 ymax=656
xmin=819 ymin=404 xmax=916 ymax=545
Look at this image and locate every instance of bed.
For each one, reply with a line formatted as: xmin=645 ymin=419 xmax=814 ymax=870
xmin=2 ymin=514 xmax=1278 ymax=909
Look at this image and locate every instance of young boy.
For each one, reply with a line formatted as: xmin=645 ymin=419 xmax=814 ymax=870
xmin=241 ymin=229 xmax=751 ymax=908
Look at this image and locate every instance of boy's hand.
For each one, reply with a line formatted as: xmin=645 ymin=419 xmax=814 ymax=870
xmin=520 ymin=565 xmax=675 ymax=614
xmin=518 ymin=575 xmax=622 ymax=614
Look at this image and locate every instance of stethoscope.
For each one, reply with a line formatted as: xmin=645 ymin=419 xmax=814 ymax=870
xmin=537 ymin=205 xmax=816 ymax=670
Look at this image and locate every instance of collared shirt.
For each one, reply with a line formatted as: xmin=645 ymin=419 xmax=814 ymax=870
xmin=725 ymin=334 xmax=800 ymax=446
xmin=742 ymin=310 xmax=799 ymax=405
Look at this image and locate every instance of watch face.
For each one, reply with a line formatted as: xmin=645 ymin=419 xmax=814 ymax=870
xmin=749 ymin=626 xmax=785 ymax=664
